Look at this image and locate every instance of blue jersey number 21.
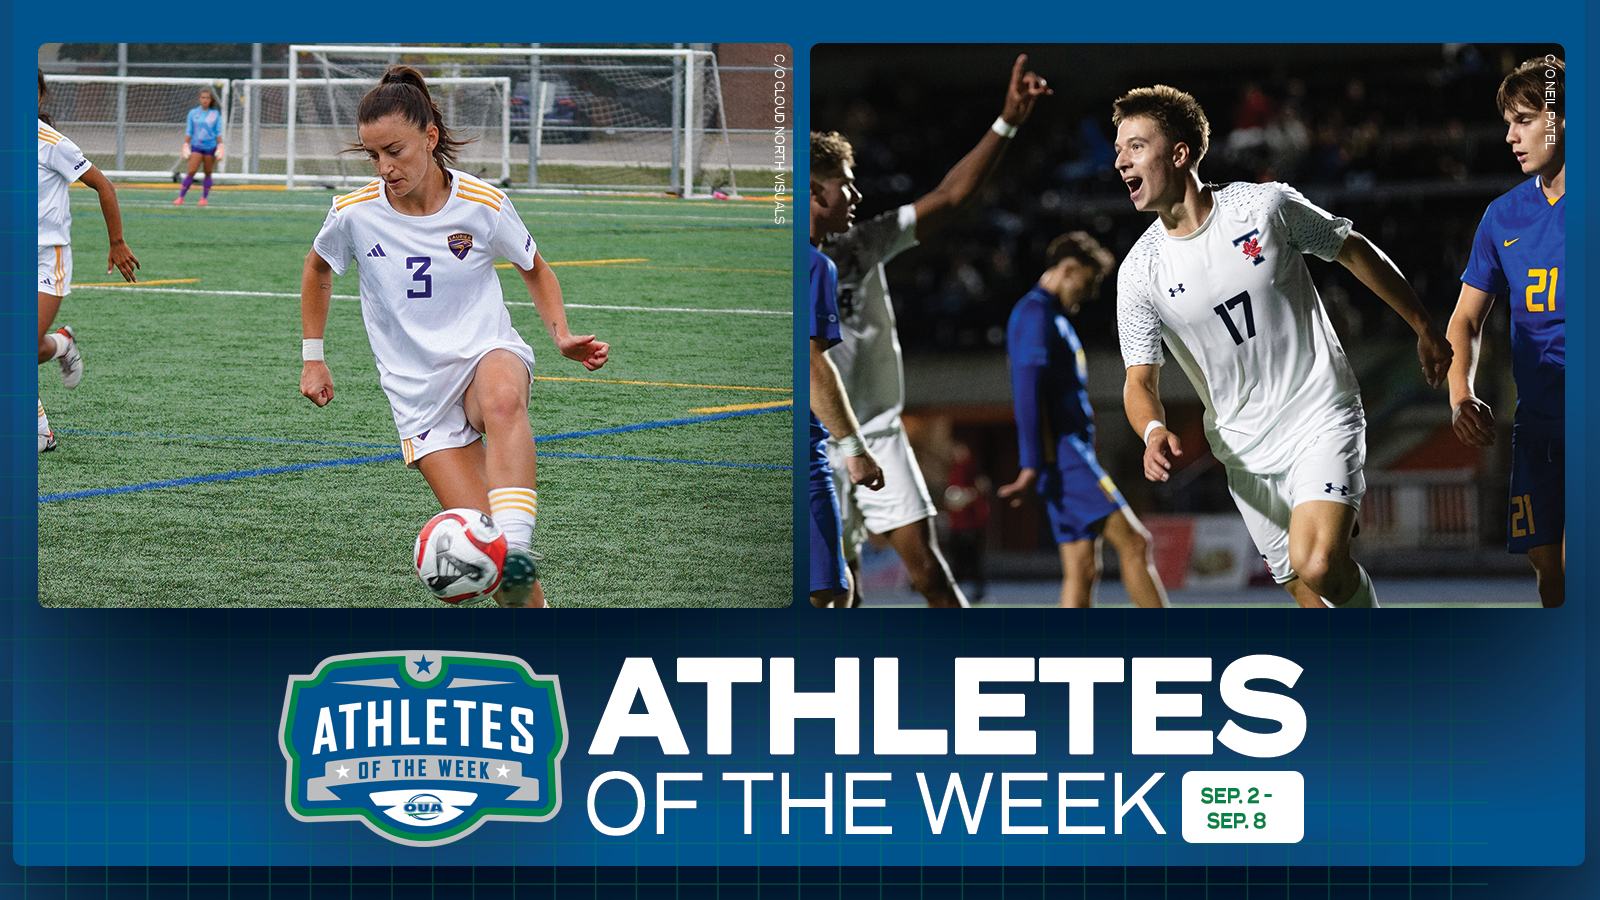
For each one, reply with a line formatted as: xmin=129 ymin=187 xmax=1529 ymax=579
xmin=407 ymin=256 xmax=433 ymax=299
xmin=1213 ymin=290 xmax=1256 ymax=345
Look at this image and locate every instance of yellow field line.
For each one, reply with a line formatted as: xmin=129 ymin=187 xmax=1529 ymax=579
xmin=533 ymin=375 xmax=790 ymax=393
xmin=72 ymin=278 xmax=200 ymax=287
xmin=689 ymin=401 xmax=793 ymax=414
xmin=494 ymin=258 xmax=648 ymax=269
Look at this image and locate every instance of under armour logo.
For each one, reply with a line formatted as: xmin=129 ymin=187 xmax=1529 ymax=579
xmin=368 ymin=244 xmax=387 ymax=258
xmin=1168 ymin=284 xmax=1185 ymax=296
xmin=1325 ymin=483 xmax=1349 ymax=496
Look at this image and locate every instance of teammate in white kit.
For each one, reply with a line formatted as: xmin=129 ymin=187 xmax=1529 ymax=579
xmin=300 ymin=67 xmax=609 ymax=608
xmin=820 ymin=55 xmax=1049 ymax=608
xmin=37 ymin=69 xmax=141 ymax=453
xmin=1113 ymin=85 xmax=1452 ymax=609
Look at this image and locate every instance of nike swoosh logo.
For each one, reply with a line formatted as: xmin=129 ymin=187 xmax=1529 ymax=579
xmin=1503 ymin=238 xmax=1519 ymax=247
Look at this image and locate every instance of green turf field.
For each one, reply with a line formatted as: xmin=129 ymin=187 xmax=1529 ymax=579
xmin=38 ymin=185 xmax=793 ymax=609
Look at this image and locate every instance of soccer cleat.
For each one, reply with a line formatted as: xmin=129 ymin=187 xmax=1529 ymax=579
xmin=174 ymin=196 xmax=184 ymax=206
xmin=38 ymin=432 xmax=56 ymax=453
xmin=494 ymin=548 xmax=542 ymax=608
xmin=56 ymin=325 xmax=82 ymax=388
xmin=198 ymin=197 xmax=208 ymax=207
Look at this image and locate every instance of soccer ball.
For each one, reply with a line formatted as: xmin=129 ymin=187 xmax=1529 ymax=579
xmin=414 ymin=509 xmax=507 ymax=604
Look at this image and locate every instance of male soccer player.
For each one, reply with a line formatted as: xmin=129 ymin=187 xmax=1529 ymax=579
xmin=1446 ymin=56 xmax=1565 ymax=607
xmin=1114 ymin=85 xmax=1452 ymax=609
xmin=999 ymin=232 xmax=1170 ymax=608
xmin=810 ymin=134 xmax=884 ymax=608
xmin=820 ymin=55 xmax=1049 ymax=608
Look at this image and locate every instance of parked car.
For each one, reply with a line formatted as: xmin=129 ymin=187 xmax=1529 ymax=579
xmin=510 ymin=77 xmax=590 ymax=144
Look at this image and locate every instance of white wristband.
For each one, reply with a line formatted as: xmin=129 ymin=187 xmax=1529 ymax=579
xmin=1143 ymin=420 xmax=1166 ymax=443
xmin=302 ymin=338 xmax=325 ymax=362
xmin=990 ymin=116 xmax=1018 ymax=139
xmin=835 ymin=432 xmax=867 ymax=457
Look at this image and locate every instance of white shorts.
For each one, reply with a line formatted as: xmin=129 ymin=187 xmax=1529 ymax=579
xmin=1226 ymin=424 xmax=1366 ymax=584
xmin=38 ymin=245 xmax=71 ymax=297
xmin=400 ymin=402 xmax=481 ymax=469
xmin=825 ymin=421 xmax=937 ymax=560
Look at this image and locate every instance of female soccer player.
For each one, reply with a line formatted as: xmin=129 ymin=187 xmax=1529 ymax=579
xmin=299 ymin=66 xmax=609 ymax=608
xmin=38 ymin=69 xmax=141 ymax=452
xmin=175 ymin=86 xmax=224 ymax=206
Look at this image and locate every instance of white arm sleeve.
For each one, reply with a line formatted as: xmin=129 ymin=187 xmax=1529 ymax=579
xmin=1117 ymin=234 xmax=1165 ymax=368
xmin=1274 ymin=183 xmax=1352 ymax=262
xmin=490 ymin=197 xmax=538 ymax=269
xmin=310 ymin=204 xmax=352 ymax=276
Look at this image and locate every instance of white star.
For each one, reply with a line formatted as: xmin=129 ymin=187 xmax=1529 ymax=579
xmin=335 ymin=764 xmax=351 ymax=779
xmin=495 ymin=764 xmax=511 ymax=779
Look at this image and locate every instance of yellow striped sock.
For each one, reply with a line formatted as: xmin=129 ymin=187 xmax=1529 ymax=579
xmin=37 ymin=399 xmax=50 ymax=436
xmin=489 ymin=488 xmax=538 ymax=550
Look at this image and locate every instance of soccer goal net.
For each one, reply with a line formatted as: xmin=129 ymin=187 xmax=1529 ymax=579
xmin=39 ymin=75 xmax=232 ymax=180
xmin=229 ymin=75 xmax=512 ymax=185
xmin=280 ymin=45 xmax=739 ymax=196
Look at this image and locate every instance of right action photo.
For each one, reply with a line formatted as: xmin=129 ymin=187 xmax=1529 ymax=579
xmin=809 ymin=44 xmax=1563 ymax=608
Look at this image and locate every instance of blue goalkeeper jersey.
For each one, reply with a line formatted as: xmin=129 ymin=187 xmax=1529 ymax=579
xmin=1461 ymin=176 xmax=1564 ymax=438
xmin=1007 ymin=285 xmax=1096 ymax=471
xmin=186 ymin=106 xmax=222 ymax=150
xmin=809 ymin=246 xmax=842 ymax=446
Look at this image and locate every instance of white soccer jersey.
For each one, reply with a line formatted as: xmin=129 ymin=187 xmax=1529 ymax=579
xmin=38 ymin=120 xmax=91 ymax=249
xmin=312 ymin=169 xmax=540 ymax=438
xmin=1117 ymin=182 xmax=1361 ymax=474
xmin=820 ymin=204 xmax=920 ymax=434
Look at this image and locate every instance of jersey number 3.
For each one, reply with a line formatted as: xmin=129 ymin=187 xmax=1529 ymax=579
xmin=1213 ymin=290 xmax=1256 ymax=345
xmin=407 ymin=256 xmax=433 ymax=299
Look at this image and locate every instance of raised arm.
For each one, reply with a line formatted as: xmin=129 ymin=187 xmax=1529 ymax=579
xmin=78 ymin=165 xmax=139 ymax=282
xmin=1445 ymin=282 xmax=1497 ymax=447
xmin=911 ymin=54 xmax=1051 ymax=239
xmin=299 ymin=250 xmax=335 ymax=406
xmin=516 ymin=251 xmax=608 ymax=371
xmin=1336 ymin=230 xmax=1451 ymax=386
xmin=811 ymin=337 xmax=884 ymax=490
xmin=1124 ymin=363 xmax=1182 ymax=482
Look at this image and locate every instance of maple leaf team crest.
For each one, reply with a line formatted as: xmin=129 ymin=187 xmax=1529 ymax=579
xmin=448 ymin=233 xmax=474 ymax=260
xmin=1242 ymin=238 xmax=1262 ymax=260
xmin=279 ymin=650 xmax=567 ymax=845
xmin=1232 ymin=229 xmax=1268 ymax=266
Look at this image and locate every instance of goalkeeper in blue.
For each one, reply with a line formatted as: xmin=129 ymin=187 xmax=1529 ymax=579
xmin=998 ymin=232 xmax=1169 ymax=608
xmin=1447 ymin=56 xmax=1565 ymax=607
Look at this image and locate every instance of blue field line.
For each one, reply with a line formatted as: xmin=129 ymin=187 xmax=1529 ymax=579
xmin=59 ymin=429 xmax=398 ymax=450
xmin=41 ymin=406 xmax=791 ymax=503
xmin=39 ymin=454 xmax=403 ymax=502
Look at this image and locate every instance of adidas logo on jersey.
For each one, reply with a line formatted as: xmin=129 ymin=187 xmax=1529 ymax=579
xmin=368 ymin=244 xmax=387 ymax=258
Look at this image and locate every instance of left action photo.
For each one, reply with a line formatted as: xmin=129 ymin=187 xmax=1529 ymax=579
xmin=36 ymin=42 xmax=794 ymax=608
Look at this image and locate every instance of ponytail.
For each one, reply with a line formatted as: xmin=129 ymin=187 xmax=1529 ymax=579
xmin=355 ymin=65 xmax=470 ymax=170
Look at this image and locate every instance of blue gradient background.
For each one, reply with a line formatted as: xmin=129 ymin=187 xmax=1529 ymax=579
xmin=8 ymin=1 xmax=1595 ymax=894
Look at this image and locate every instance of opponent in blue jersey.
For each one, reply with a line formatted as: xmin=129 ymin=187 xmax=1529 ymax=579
xmin=998 ymin=233 xmax=1169 ymax=608
xmin=1447 ymin=56 xmax=1565 ymax=607
xmin=809 ymin=133 xmax=883 ymax=608
xmin=176 ymin=87 xmax=225 ymax=207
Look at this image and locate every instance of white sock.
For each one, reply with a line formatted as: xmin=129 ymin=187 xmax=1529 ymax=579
xmin=1330 ymin=565 xmax=1377 ymax=609
xmin=37 ymin=398 xmax=51 ymax=436
xmin=488 ymin=487 xmax=538 ymax=550
xmin=46 ymin=332 xmax=68 ymax=360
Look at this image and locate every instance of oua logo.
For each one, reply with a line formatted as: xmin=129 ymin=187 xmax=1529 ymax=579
xmin=279 ymin=650 xmax=567 ymax=846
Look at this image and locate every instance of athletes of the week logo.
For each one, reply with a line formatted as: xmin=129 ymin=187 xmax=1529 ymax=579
xmin=279 ymin=650 xmax=568 ymax=846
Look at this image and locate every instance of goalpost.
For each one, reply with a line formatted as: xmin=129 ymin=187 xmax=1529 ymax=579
xmin=40 ymin=75 xmax=232 ymax=181
xmin=285 ymin=45 xmax=739 ymax=196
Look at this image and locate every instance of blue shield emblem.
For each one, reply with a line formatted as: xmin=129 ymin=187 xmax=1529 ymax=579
xmin=279 ymin=650 xmax=567 ymax=845
xmin=448 ymin=232 xmax=474 ymax=260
